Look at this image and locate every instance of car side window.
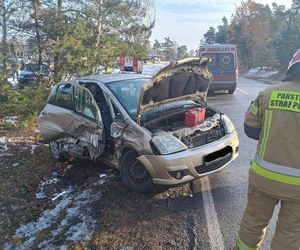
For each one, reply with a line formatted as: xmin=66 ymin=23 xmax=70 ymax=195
xmin=73 ymin=86 xmax=98 ymax=120
xmin=53 ymin=84 xmax=73 ymax=110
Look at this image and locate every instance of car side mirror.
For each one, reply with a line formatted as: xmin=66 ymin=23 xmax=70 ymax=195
xmin=114 ymin=113 xmax=127 ymax=127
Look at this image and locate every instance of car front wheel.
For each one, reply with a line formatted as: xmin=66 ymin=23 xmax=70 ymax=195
xmin=120 ymin=150 xmax=154 ymax=193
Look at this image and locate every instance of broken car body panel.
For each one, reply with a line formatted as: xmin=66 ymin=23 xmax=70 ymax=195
xmin=38 ymin=83 xmax=105 ymax=158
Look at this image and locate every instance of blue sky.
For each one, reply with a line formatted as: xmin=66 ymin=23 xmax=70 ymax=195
xmin=150 ymin=0 xmax=293 ymax=51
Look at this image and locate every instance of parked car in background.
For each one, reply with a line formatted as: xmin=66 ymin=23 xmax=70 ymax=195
xmin=119 ymin=56 xmax=143 ymax=73
xmin=38 ymin=57 xmax=239 ymax=193
xmin=18 ymin=62 xmax=50 ymax=86
xmin=198 ymin=44 xmax=238 ymax=94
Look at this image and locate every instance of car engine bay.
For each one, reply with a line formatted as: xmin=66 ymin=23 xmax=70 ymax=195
xmin=144 ymin=106 xmax=226 ymax=149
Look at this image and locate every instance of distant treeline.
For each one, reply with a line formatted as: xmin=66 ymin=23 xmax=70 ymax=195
xmin=202 ymin=0 xmax=300 ymax=70
xmin=151 ymin=37 xmax=195 ymax=61
xmin=0 ymin=0 xmax=154 ymax=82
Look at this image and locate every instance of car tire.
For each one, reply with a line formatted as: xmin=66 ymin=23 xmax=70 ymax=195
xmin=49 ymin=141 xmax=68 ymax=162
xmin=120 ymin=150 xmax=154 ymax=193
xmin=208 ymin=90 xmax=214 ymax=96
xmin=228 ymin=88 xmax=235 ymax=94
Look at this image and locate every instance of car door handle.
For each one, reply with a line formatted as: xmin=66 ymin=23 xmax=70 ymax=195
xmin=41 ymin=111 xmax=47 ymax=116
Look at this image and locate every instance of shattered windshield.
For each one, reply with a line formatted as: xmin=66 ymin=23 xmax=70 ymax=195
xmin=106 ymin=78 xmax=149 ymax=119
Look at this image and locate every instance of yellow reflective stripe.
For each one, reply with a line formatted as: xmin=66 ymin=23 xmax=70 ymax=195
xmin=236 ymin=236 xmax=258 ymax=250
xmin=249 ymin=103 xmax=258 ymax=115
xmin=261 ymin=110 xmax=272 ymax=158
xmin=252 ymin=161 xmax=300 ymax=186
xmin=269 ymin=90 xmax=300 ymax=113
xmin=259 ymin=110 xmax=272 ymax=158
xmin=258 ymin=113 xmax=267 ymax=157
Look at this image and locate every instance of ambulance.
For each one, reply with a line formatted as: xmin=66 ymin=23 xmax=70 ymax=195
xmin=198 ymin=44 xmax=238 ymax=94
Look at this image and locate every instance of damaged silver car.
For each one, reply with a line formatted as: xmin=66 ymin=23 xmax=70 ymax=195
xmin=38 ymin=57 xmax=239 ymax=193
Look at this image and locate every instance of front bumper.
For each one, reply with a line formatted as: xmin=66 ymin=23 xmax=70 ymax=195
xmin=137 ymin=131 xmax=239 ymax=185
xmin=209 ymin=82 xmax=237 ymax=91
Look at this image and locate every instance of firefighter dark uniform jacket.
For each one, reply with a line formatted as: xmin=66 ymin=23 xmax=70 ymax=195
xmin=245 ymin=81 xmax=300 ymax=201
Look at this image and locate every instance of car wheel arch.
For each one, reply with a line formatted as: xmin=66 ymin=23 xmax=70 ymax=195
xmin=119 ymin=147 xmax=135 ymax=163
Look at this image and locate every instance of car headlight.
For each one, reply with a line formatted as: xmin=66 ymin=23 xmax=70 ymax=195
xmin=222 ymin=115 xmax=236 ymax=134
xmin=152 ymin=134 xmax=187 ymax=155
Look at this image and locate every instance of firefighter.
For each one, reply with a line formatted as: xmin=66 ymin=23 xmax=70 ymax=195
xmin=103 ymin=66 xmax=112 ymax=74
xmin=235 ymin=50 xmax=300 ymax=250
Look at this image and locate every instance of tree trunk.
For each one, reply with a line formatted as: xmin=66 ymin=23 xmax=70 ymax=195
xmin=32 ymin=0 xmax=42 ymax=70
xmin=53 ymin=0 xmax=63 ymax=82
xmin=95 ymin=0 xmax=103 ymax=58
xmin=53 ymin=50 xmax=63 ymax=82
xmin=31 ymin=0 xmax=43 ymax=84
xmin=2 ymin=15 xmax=7 ymax=67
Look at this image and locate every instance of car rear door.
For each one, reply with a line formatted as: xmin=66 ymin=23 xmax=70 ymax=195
xmin=38 ymin=82 xmax=105 ymax=156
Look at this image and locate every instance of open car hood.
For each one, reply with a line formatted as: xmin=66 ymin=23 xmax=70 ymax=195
xmin=137 ymin=57 xmax=212 ymax=122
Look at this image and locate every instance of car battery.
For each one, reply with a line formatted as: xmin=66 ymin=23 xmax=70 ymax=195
xmin=184 ymin=108 xmax=206 ymax=127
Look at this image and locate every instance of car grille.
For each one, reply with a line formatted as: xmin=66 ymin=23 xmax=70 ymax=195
xmin=182 ymin=128 xmax=225 ymax=149
xmin=195 ymin=146 xmax=232 ymax=174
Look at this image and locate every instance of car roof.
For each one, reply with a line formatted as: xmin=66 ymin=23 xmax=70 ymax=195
xmin=78 ymin=73 xmax=151 ymax=84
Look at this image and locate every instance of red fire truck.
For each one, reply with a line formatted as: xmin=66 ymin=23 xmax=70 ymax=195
xmin=198 ymin=44 xmax=238 ymax=94
xmin=119 ymin=57 xmax=143 ymax=74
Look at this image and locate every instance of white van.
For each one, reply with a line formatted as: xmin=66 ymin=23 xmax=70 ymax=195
xmin=198 ymin=44 xmax=238 ymax=94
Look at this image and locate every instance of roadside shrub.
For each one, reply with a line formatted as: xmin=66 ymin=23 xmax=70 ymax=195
xmin=0 ymin=84 xmax=51 ymax=130
xmin=0 ymin=67 xmax=10 ymax=102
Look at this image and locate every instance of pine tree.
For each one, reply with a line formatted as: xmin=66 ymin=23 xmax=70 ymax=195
xmin=161 ymin=37 xmax=176 ymax=61
xmin=215 ymin=17 xmax=229 ymax=44
xmin=203 ymin=27 xmax=216 ymax=44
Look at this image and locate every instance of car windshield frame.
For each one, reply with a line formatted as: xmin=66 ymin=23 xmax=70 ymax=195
xmin=106 ymin=78 xmax=150 ymax=119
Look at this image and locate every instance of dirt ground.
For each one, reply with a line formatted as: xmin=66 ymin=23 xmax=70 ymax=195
xmin=0 ymin=129 xmax=198 ymax=250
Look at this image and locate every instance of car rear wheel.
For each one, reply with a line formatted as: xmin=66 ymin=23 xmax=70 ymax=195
xmin=228 ymin=88 xmax=235 ymax=94
xmin=120 ymin=150 xmax=154 ymax=193
xmin=49 ymin=141 xmax=68 ymax=162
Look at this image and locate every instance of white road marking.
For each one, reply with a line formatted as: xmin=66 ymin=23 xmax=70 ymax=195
xmin=201 ymin=177 xmax=225 ymax=250
xmin=237 ymin=87 xmax=250 ymax=95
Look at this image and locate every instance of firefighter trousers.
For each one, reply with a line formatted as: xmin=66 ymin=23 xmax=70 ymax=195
xmin=236 ymin=183 xmax=300 ymax=250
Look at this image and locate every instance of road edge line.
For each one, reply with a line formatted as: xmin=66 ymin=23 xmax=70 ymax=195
xmin=237 ymin=87 xmax=250 ymax=95
xmin=201 ymin=176 xmax=225 ymax=250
